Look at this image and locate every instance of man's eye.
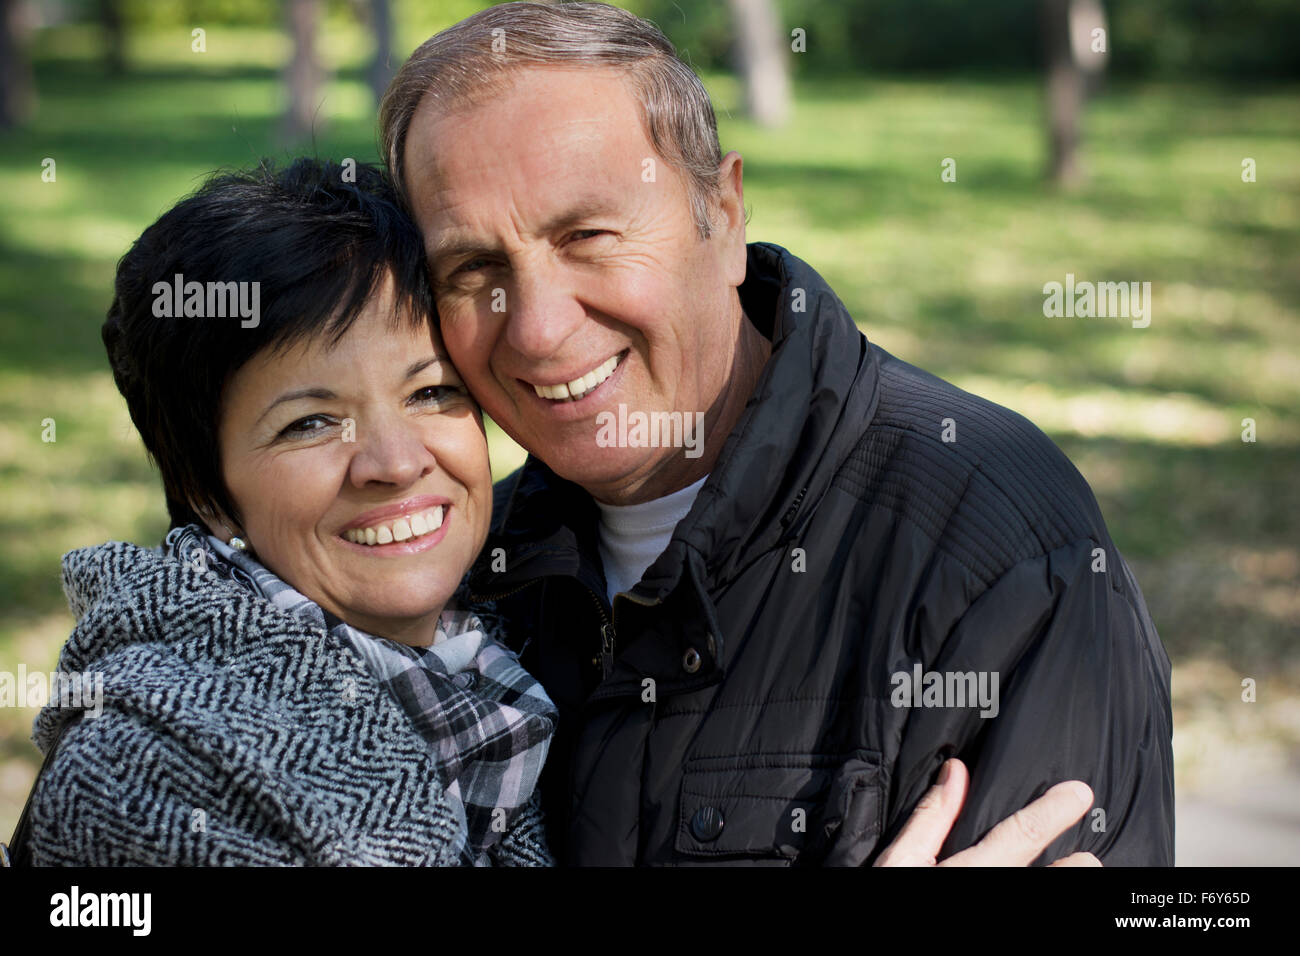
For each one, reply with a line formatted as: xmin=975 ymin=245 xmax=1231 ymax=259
xmin=571 ymin=229 xmax=606 ymax=242
xmin=453 ymin=257 xmax=490 ymax=275
xmin=281 ymin=415 xmax=333 ymax=437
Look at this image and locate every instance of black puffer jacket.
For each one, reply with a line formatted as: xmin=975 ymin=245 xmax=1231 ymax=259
xmin=469 ymin=242 xmax=1175 ymax=866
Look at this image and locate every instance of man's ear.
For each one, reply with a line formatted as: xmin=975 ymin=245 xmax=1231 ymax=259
xmin=714 ymin=150 xmax=748 ymax=288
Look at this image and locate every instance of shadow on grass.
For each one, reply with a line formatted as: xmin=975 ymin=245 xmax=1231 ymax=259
xmin=0 ymin=236 xmax=109 ymax=374
xmin=744 ymin=158 xmax=1051 ymax=224
xmin=876 ymin=296 xmax=1294 ymax=416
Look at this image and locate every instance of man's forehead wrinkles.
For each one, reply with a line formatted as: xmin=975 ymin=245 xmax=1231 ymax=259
xmin=417 ymin=89 xmax=640 ymax=179
xmin=430 ymin=188 xmax=627 ymax=249
xmin=434 ymin=131 xmax=623 ymax=191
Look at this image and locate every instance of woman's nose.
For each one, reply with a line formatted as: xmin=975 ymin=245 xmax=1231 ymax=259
xmin=346 ymin=414 xmax=436 ymax=489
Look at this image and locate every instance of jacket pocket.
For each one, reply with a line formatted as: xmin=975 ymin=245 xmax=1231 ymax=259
xmin=675 ymin=750 xmax=884 ymax=865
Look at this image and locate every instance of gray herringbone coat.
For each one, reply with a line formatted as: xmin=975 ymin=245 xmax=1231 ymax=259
xmin=26 ymin=539 xmax=550 ymax=866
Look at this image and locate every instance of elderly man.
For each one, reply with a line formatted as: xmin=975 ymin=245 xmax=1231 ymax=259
xmin=379 ymin=1 xmax=1174 ymax=866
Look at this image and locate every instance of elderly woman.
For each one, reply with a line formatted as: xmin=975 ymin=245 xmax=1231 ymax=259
xmin=11 ymin=158 xmax=556 ymax=866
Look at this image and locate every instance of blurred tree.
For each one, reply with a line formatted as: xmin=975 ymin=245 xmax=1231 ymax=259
xmin=1044 ymin=0 xmax=1107 ymax=186
xmin=365 ymin=0 xmax=393 ymax=106
xmin=281 ymin=0 xmax=325 ymax=142
xmin=0 ymin=0 xmax=34 ymax=129
xmin=97 ymin=0 xmax=125 ymax=74
xmin=638 ymin=0 xmax=1300 ymax=81
xmin=726 ymin=0 xmax=789 ymax=127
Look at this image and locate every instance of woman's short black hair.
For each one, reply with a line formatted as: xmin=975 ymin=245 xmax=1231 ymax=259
xmin=102 ymin=157 xmax=435 ymax=531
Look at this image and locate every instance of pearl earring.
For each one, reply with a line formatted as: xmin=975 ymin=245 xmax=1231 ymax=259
xmin=222 ymin=524 xmax=249 ymax=553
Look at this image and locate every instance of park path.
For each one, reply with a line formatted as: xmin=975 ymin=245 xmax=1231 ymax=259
xmin=1175 ymin=769 xmax=1300 ymax=866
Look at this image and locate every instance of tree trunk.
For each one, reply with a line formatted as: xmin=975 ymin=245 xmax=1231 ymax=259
xmin=726 ymin=0 xmax=790 ymax=128
xmin=0 ymin=0 xmax=35 ymax=129
xmin=1044 ymin=0 xmax=1107 ymax=186
xmin=366 ymin=0 xmax=394 ymax=106
xmin=98 ymin=0 xmax=125 ymax=75
xmin=281 ymin=0 xmax=325 ymax=142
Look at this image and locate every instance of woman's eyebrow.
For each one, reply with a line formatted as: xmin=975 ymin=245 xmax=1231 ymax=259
xmin=255 ymin=357 xmax=447 ymax=425
xmin=405 ymin=355 xmax=444 ymax=378
xmin=256 ymin=387 xmax=336 ymax=425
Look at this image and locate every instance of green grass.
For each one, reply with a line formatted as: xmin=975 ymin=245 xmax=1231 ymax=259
xmin=1 ymin=26 xmax=1297 ymax=829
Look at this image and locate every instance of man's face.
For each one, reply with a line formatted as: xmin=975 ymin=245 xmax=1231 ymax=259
xmin=402 ymin=66 xmax=747 ymax=501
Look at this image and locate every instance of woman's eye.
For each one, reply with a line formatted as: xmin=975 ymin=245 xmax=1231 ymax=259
xmin=280 ymin=415 xmax=333 ymax=437
xmin=410 ymin=384 xmax=467 ymax=406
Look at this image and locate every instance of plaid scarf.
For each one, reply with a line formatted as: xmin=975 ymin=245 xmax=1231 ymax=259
xmin=164 ymin=524 xmax=556 ymax=866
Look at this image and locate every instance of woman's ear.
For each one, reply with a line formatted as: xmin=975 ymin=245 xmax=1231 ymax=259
xmin=191 ymin=500 xmax=234 ymax=541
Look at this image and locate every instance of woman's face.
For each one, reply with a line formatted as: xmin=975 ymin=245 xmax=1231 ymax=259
xmin=213 ymin=277 xmax=491 ymax=647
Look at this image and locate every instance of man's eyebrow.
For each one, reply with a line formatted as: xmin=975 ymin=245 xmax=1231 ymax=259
xmin=430 ymin=199 xmax=622 ymax=266
xmin=255 ymin=357 xmax=446 ymax=425
xmin=430 ymin=235 xmax=500 ymax=266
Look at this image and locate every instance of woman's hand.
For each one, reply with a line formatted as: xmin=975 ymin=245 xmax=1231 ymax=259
xmin=873 ymin=758 xmax=1102 ymax=867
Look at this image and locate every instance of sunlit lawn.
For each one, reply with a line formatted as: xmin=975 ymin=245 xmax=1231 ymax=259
xmin=1 ymin=26 xmax=1297 ymax=830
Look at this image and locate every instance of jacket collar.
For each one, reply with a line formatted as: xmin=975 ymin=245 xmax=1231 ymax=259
xmin=660 ymin=242 xmax=879 ymax=589
xmin=469 ymin=243 xmax=879 ymax=640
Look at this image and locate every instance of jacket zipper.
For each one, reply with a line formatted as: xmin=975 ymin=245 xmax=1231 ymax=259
xmin=782 ymin=485 xmax=809 ymax=528
xmin=473 ymin=556 xmax=618 ymax=679
xmin=469 ymin=576 xmax=542 ymax=606
xmin=586 ymin=588 xmax=617 ymax=679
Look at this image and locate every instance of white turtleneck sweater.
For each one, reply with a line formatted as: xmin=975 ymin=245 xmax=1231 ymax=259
xmin=594 ymin=474 xmax=709 ymax=603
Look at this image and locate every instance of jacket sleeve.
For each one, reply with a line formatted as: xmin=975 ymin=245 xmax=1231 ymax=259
xmin=25 ymin=711 xmax=306 ymax=866
xmin=900 ymin=536 xmax=1175 ymax=866
xmin=26 ymin=703 xmax=469 ymax=867
xmin=488 ymin=790 xmax=554 ymax=867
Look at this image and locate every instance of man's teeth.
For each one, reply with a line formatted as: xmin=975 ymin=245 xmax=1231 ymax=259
xmin=344 ymin=506 xmax=445 ymax=546
xmin=533 ymin=353 xmax=620 ymax=402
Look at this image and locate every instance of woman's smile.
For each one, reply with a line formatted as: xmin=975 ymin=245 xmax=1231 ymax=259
xmin=338 ymin=495 xmax=452 ymax=553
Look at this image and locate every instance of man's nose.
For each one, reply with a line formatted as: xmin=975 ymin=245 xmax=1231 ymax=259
xmin=503 ymin=258 xmax=587 ymax=360
xmin=346 ymin=412 xmax=436 ymax=489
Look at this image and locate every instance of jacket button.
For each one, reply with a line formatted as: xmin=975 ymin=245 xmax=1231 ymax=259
xmin=682 ymin=647 xmax=701 ymax=673
xmin=690 ymin=805 xmax=725 ymax=842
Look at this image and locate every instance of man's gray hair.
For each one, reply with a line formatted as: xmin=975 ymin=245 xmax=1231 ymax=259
xmin=379 ymin=1 xmax=724 ymax=237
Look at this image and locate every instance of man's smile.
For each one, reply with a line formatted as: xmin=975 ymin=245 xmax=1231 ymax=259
xmin=522 ymin=349 xmax=629 ymax=404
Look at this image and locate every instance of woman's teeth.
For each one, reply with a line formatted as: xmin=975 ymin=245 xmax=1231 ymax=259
xmin=344 ymin=506 xmax=444 ymax=546
xmin=532 ymin=353 xmax=621 ymax=402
